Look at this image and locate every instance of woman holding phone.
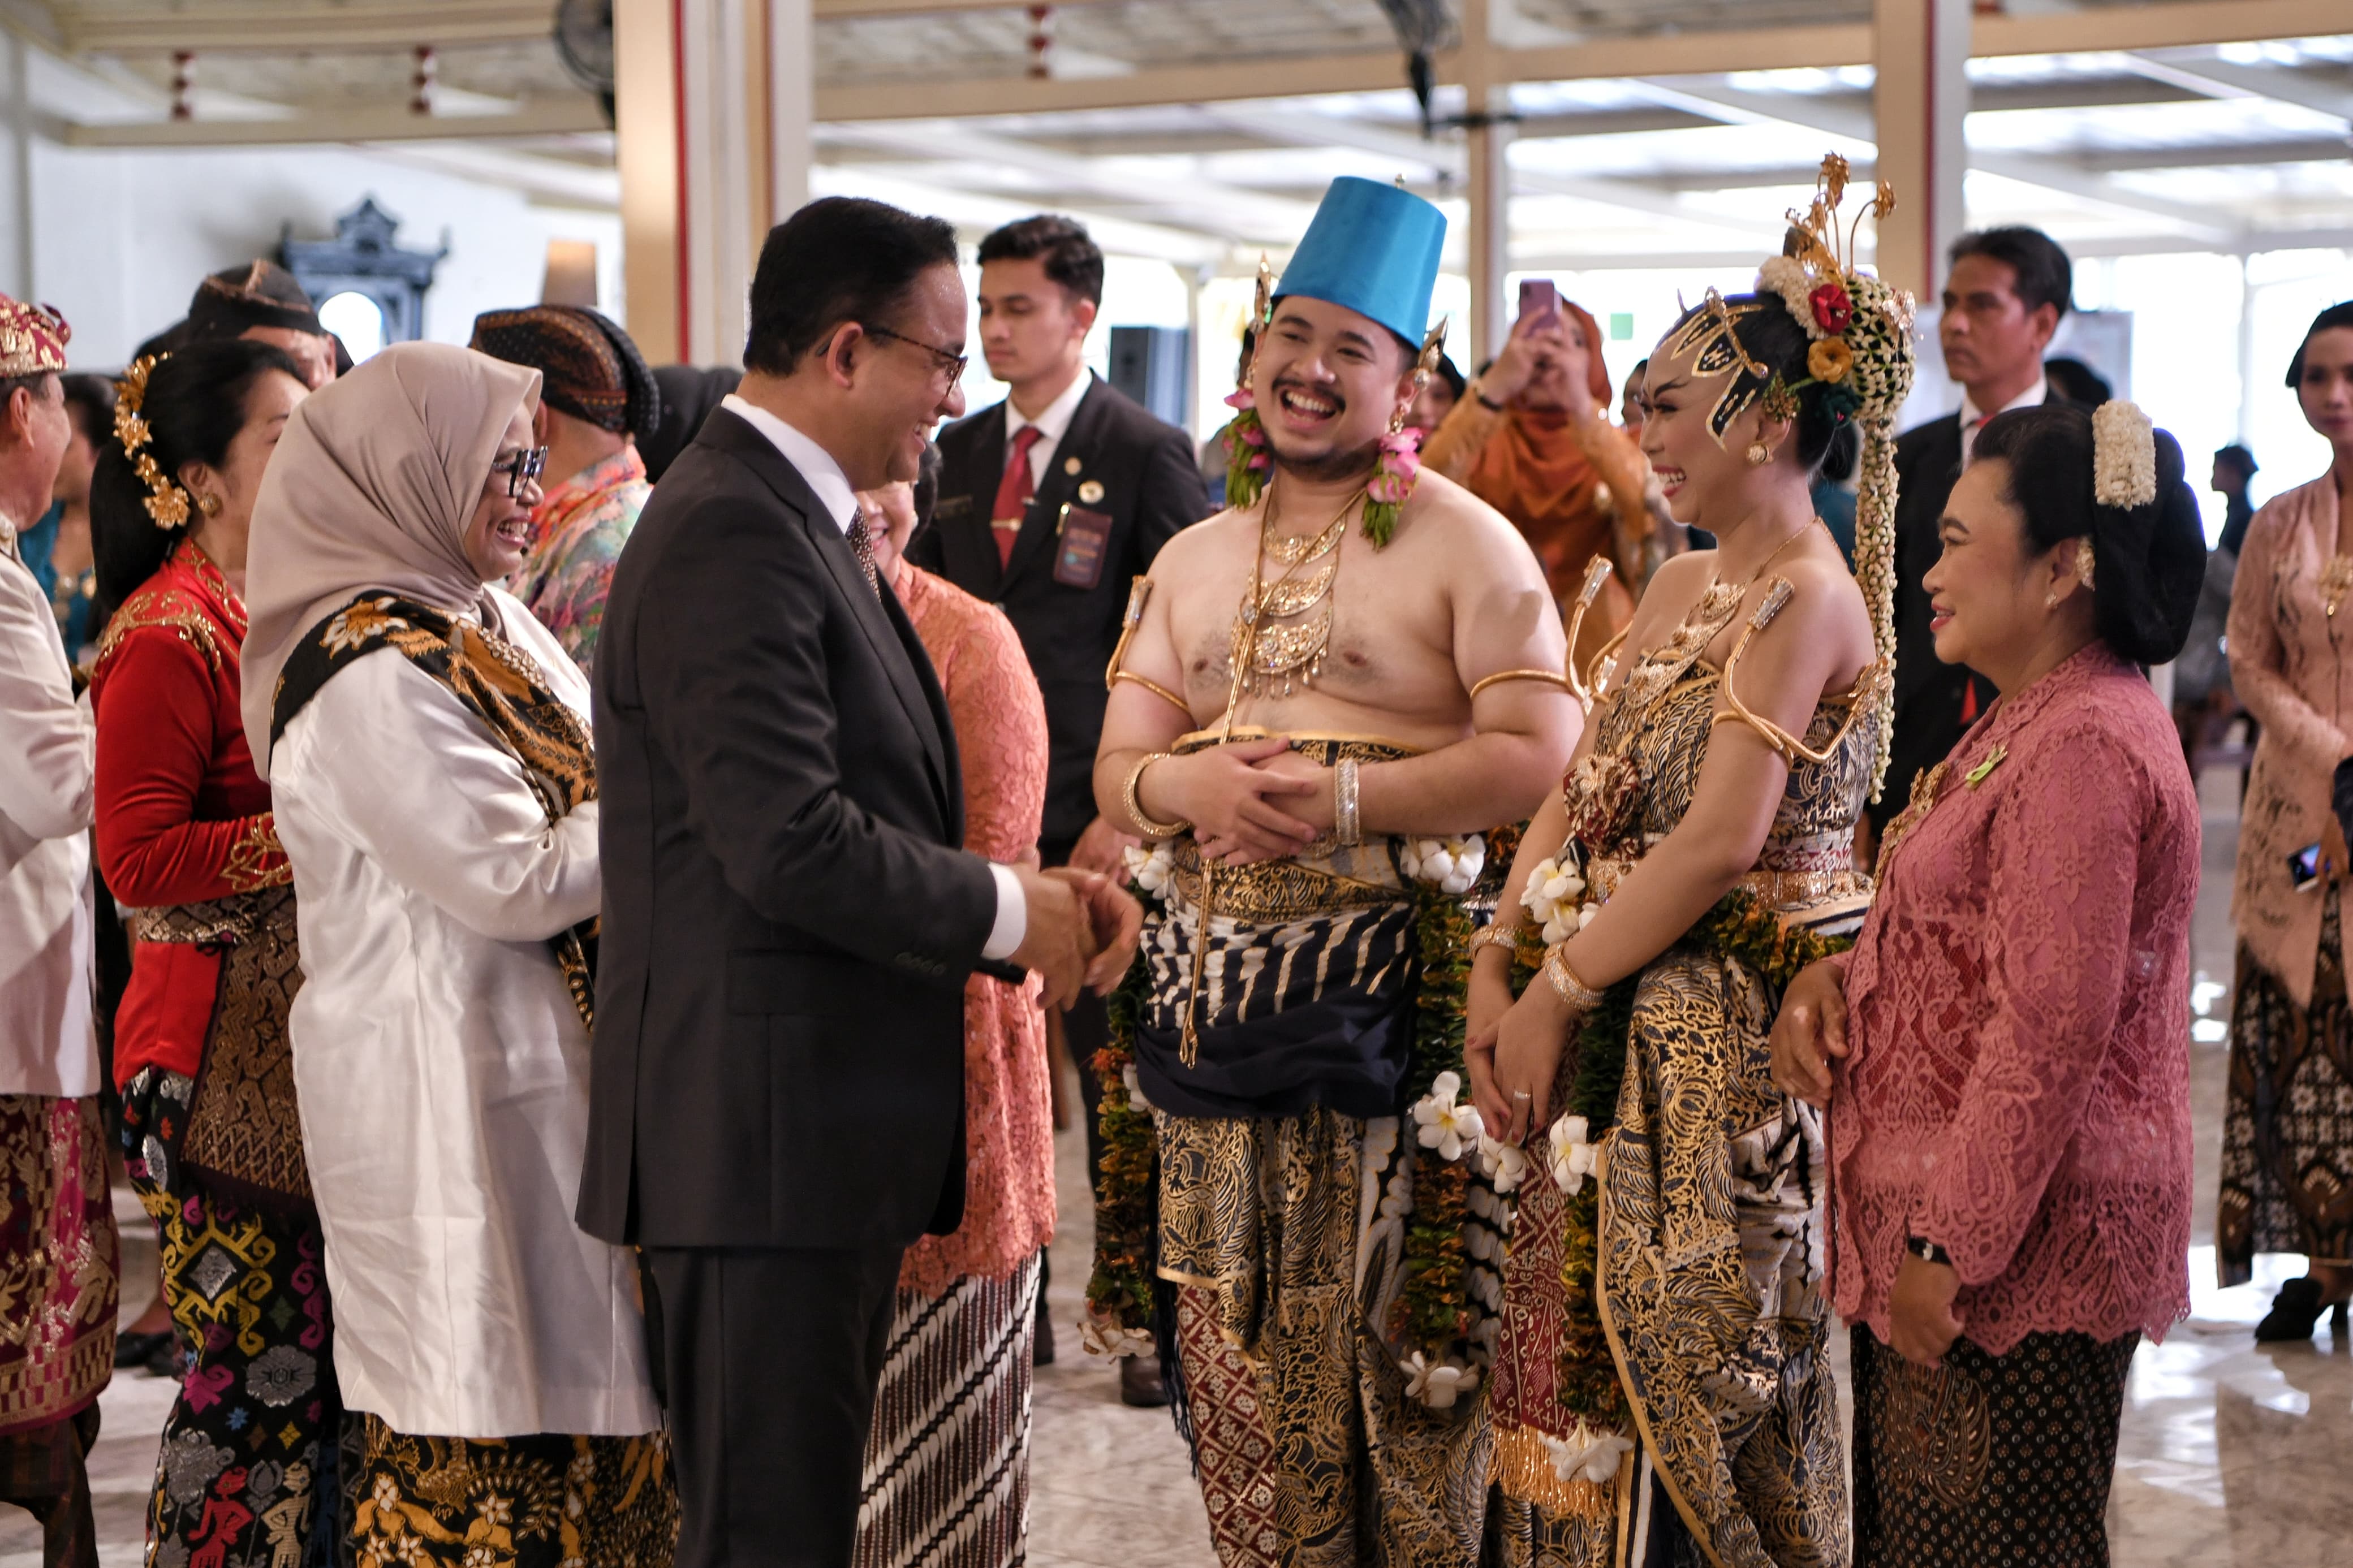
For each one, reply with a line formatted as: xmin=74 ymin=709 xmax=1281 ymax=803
xmin=2218 ymin=300 xmax=2353 ymax=1340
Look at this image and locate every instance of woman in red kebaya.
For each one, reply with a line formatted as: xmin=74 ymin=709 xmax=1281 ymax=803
xmin=85 ymin=341 xmax=340 ymax=1568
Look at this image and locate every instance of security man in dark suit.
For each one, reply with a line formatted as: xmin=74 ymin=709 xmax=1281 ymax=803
xmin=908 ymin=214 xmax=1209 ymax=1397
xmin=581 ymin=196 xmax=1138 ymax=1568
xmin=1875 ymin=224 xmax=2076 ymax=844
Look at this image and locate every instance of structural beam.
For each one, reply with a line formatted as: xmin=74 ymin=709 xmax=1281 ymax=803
xmin=615 ymin=0 xmax=682 ymax=362
xmin=1460 ymin=0 xmax=1507 ymax=368
xmin=59 ymin=2 xmax=554 ymax=54
xmin=61 ymin=96 xmax=610 ymax=148
xmin=2128 ymin=50 xmax=2353 ymax=124
xmin=1971 ymin=0 xmax=2353 ymax=58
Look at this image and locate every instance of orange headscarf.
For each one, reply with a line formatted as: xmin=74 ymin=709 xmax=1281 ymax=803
xmin=1459 ymin=299 xmax=1622 ymax=601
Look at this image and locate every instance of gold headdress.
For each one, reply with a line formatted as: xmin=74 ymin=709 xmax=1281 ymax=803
xmin=114 ymin=356 xmax=193 ymax=531
xmin=1754 ymin=155 xmax=1917 ymax=798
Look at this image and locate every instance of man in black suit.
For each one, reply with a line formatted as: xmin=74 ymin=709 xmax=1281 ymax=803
xmin=580 ymin=196 xmax=1138 ymax=1568
xmin=1874 ymin=224 xmax=2075 ymax=841
xmin=908 ymin=214 xmax=1208 ymax=1393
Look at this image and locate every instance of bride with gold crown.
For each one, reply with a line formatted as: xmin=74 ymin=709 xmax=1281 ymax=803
xmin=1462 ymin=159 xmax=1915 ymax=1567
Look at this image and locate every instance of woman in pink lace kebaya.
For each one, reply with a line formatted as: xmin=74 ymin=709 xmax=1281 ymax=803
xmin=1773 ymin=401 xmax=2206 ymax=1568
xmin=851 ymin=458 xmax=1057 ymax=1568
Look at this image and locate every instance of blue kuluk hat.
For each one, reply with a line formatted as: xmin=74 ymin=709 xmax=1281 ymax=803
xmin=1274 ymin=176 xmax=1447 ymax=350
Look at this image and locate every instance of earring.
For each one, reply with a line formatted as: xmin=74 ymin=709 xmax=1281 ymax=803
xmin=1746 ymin=440 xmax=1772 ymax=467
xmin=1388 ymin=401 xmax=1410 ymax=436
xmin=198 ymin=493 xmax=222 ymax=517
xmin=2044 ymin=591 xmax=2060 ymax=609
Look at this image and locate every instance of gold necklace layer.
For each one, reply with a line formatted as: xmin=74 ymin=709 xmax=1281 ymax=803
xmin=1230 ymin=485 xmax=1359 ymax=699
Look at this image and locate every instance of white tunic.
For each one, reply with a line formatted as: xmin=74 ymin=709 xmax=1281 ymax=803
xmin=269 ymin=589 xmax=658 ymax=1439
xmin=0 ymin=537 xmax=96 ymax=1099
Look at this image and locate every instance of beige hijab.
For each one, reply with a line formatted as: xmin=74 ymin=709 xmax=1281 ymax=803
xmin=240 ymin=340 xmax=541 ymax=777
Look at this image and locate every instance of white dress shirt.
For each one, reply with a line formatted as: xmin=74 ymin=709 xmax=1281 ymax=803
xmin=1958 ymin=373 xmax=2049 ymax=466
xmin=1005 ymin=368 xmax=1093 ymax=491
xmin=0 ymin=528 xmax=96 ymax=1099
xmin=719 ymin=394 xmax=1027 ymax=958
xmin=271 ymin=589 xmax=658 ymax=1437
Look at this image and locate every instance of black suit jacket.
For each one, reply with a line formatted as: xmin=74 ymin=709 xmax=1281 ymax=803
xmin=911 ymin=375 xmax=1208 ymax=850
xmin=1874 ymin=392 xmax=2066 ymax=830
xmin=579 ymin=407 xmax=998 ymax=1252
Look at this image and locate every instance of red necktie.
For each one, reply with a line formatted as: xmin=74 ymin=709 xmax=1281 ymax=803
xmin=992 ymin=425 xmax=1046 ymax=568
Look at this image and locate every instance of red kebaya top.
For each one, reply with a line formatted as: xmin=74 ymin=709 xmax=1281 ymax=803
xmin=89 ymin=538 xmax=290 ymax=1085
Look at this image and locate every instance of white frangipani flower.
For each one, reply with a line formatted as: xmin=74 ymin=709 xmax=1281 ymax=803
xmin=1078 ymin=1314 xmax=1154 ymax=1360
xmin=1122 ymin=1062 xmax=1154 ymax=1113
xmin=1402 ymin=1351 xmax=1482 ymax=1410
xmin=1548 ymin=1112 xmax=1600 ymax=1194
xmin=1123 ymin=840 xmax=1176 ymax=899
xmin=1542 ymin=1430 xmax=1634 ymax=1485
xmin=1402 ymin=834 xmax=1488 ymax=894
xmin=1476 ymin=1133 xmax=1530 ymax=1193
xmin=1520 ymin=856 xmax=1588 ymax=943
xmin=1411 ymin=1071 xmax=1484 ymax=1163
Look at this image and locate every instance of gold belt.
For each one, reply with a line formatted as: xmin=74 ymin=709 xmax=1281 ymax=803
xmin=1587 ymin=839 xmax=1860 ymax=910
xmin=1165 ymin=837 xmax=1406 ymax=925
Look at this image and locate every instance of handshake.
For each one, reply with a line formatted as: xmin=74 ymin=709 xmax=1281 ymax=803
xmin=1007 ymin=863 xmax=1145 ymax=1011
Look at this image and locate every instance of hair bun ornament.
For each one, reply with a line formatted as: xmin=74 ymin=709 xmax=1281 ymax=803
xmin=112 ymin=354 xmax=192 ymax=531
xmin=2092 ymin=399 xmax=2158 ymax=510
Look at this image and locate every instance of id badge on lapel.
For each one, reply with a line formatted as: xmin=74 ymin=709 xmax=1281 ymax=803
xmin=1053 ymin=504 xmax=1114 ymax=589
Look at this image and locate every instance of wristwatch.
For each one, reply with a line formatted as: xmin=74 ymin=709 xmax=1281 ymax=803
xmin=1906 ymin=1235 xmax=1953 ymax=1267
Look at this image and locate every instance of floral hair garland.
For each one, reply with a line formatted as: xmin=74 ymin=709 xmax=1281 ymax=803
xmin=1756 ymin=154 xmax=1918 ymax=799
xmin=113 ymin=355 xmax=193 ymax=532
xmin=2091 ymin=399 xmax=2157 ymax=509
xmin=1222 ymin=256 xmax=1447 ymax=550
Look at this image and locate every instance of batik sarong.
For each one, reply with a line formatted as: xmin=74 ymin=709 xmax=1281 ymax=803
xmin=2220 ymin=887 xmax=2353 ymax=1285
xmin=123 ymin=1068 xmax=342 ymax=1568
xmin=855 ymin=1254 xmax=1041 ymax=1568
xmin=0 ymin=1094 xmax=118 ymax=1568
xmin=1130 ymin=771 xmax=1506 ymax=1568
xmin=1850 ymin=1325 xmax=2137 ymax=1568
xmin=342 ymin=1416 xmax=678 ymax=1568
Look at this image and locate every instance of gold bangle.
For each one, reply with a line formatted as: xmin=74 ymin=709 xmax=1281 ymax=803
xmin=1122 ymin=752 xmax=1191 ymax=840
xmin=1467 ymin=923 xmax=1523 ymax=959
xmin=1544 ymin=945 xmax=1604 ymax=1013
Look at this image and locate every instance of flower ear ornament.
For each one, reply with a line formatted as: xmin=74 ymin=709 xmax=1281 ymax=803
xmin=1362 ymin=320 xmax=1450 ymax=549
xmin=113 ymin=355 xmax=194 ymax=531
xmin=2091 ymin=399 xmax=2157 ymax=510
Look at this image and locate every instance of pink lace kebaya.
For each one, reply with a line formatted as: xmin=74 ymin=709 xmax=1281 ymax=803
xmin=1831 ymin=643 xmax=2198 ymax=1355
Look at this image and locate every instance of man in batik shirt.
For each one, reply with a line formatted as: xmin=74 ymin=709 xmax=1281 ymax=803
xmin=1089 ymin=178 xmax=1579 ymax=1566
xmin=471 ymin=305 xmax=663 ymax=673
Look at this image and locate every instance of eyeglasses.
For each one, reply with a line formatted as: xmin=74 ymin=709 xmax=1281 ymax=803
xmin=491 ymin=444 xmax=549 ymax=498
xmin=863 ymin=323 xmax=968 ymax=388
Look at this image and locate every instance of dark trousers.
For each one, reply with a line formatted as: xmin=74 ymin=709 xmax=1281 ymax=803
xmin=643 ymin=1243 xmax=905 ymax=1568
xmin=1041 ymin=834 xmax=1114 ymax=1202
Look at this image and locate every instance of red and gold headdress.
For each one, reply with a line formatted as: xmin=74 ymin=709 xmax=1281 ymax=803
xmin=0 ymin=295 xmax=70 ymax=381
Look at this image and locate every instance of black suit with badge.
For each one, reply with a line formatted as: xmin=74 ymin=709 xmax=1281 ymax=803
xmin=912 ymin=374 xmax=1209 ymax=855
xmin=910 ymin=374 xmax=1208 ymax=1219
xmin=1873 ymin=391 xmax=2068 ymax=832
xmin=581 ymin=405 xmax=999 ymax=1568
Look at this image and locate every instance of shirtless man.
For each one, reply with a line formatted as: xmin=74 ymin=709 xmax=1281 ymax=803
xmin=1087 ymin=177 xmax=1580 ymax=1566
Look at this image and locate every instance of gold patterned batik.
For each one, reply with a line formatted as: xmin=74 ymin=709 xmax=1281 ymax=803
xmin=1158 ymin=1107 xmax=1492 ymax=1568
xmin=1488 ymin=581 xmax=1869 ymax=1568
xmin=344 ymin=1414 xmax=678 ymax=1568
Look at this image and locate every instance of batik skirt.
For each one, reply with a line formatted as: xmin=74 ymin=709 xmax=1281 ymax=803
xmin=0 ymin=1094 xmax=118 ymax=1568
xmin=855 ymin=1254 xmax=1041 ymax=1568
xmin=342 ymin=1415 xmax=678 ymax=1568
xmin=1849 ymin=1325 xmax=2138 ymax=1568
xmin=123 ymin=1066 xmax=342 ymax=1568
xmin=2220 ymin=889 xmax=2353 ymax=1284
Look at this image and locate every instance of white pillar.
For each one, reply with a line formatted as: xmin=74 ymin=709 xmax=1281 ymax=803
xmin=1872 ymin=0 xmax=1969 ymax=305
xmin=618 ymin=0 xmax=813 ymax=366
xmin=1460 ymin=0 xmax=1509 ymax=368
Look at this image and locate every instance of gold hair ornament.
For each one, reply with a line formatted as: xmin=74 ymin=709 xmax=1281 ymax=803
xmin=113 ymin=356 xmax=193 ymax=531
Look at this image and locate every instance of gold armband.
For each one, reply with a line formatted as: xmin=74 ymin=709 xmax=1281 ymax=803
xmin=1710 ymin=576 xmax=1889 ymax=766
xmin=1123 ymin=751 xmax=1192 ymax=840
xmin=1468 ymin=668 xmax=1574 ymax=702
xmin=1562 ymin=555 xmax=1616 ymax=711
xmin=1106 ymin=575 xmax=1190 ymax=717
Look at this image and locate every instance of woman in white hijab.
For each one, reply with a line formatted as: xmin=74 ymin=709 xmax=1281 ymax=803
xmin=242 ymin=342 xmax=675 ymax=1566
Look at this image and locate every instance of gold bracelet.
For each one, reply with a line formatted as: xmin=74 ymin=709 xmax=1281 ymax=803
xmin=1544 ymin=945 xmax=1604 ymax=1013
xmin=1123 ymin=752 xmax=1192 ymax=839
xmin=1334 ymin=756 xmax=1361 ymax=847
xmin=1467 ymin=923 xmax=1523 ymax=960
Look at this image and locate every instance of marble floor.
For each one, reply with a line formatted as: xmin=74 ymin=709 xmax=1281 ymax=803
xmin=10 ymin=763 xmax=2348 ymax=1568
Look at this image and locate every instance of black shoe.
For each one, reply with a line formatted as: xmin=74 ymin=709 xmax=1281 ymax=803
xmin=144 ymin=1334 xmax=185 ymax=1380
xmin=2254 ymin=1276 xmax=2346 ymax=1342
xmin=113 ymin=1329 xmax=170 ymax=1370
xmin=1119 ymin=1354 xmax=1169 ymax=1409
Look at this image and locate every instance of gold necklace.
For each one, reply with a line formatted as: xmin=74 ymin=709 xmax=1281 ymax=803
xmin=1230 ymin=483 xmax=1361 ymax=698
